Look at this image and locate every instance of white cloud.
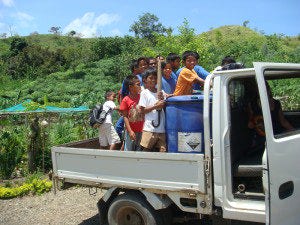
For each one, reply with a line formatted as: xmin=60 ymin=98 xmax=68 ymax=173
xmin=64 ymin=12 xmax=120 ymax=38
xmin=109 ymin=29 xmax=122 ymax=36
xmin=1 ymin=0 xmax=14 ymax=7
xmin=13 ymin=12 xmax=34 ymax=21
xmin=11 ymin=12 xmax=34 ymax=29
xmin=94 ymin=13 xmax=120 ymax=27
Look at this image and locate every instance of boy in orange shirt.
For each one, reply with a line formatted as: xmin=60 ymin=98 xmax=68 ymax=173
xmin=173 ymin=51 xmax=205 ymax=96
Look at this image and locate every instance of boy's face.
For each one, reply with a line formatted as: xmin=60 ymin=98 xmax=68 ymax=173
xmin=185 ymin=55 xmax=197 ymax=70
xmin=163 ymin=63 xmax=172 ymax=79
xmin=108 ymin=93 xmax=116 ymax=101
xmin=133 ymin=67 xmax=139 ymax=75
xmin=172 ymin=58 xmax=181 ymax=70
xmin=149 ymin=59 xmax=157 ymax=68
xmin=144 ymin=74 xmax=157 ymax=89
xmin=138 ymin=60 xmax=149 ymax=73
xmin=129 ymin=80 xmax=141 ymax=94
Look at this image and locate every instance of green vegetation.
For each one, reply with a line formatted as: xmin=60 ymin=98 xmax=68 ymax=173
xmin=0 ymin=129 xmax=26 ymax=179
xmin=0 ymin=113 xmax=95 ymax=179
xmin=0 ymin=174 xmax=52 ymax=199
xmin=130 ymin=13 xmax=173 ymax=41
xmin=0 ymin=16 xmax=299 ymax=181
xmin=1 ymin=24 xmax=299 ymax=110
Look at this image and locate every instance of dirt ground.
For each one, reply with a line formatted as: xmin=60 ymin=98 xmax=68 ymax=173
xmin=0 ymin=186 xmax=103 ymax=225
xmin=0 ymin=186 xmax=263 ymax=225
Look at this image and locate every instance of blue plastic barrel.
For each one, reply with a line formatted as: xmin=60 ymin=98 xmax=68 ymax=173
xmin=165 ymin=95 xmax=206 ymax=153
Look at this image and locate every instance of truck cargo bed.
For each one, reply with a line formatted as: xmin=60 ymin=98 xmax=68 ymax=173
xmin=52 ymin=138 xmax=206 ymax=194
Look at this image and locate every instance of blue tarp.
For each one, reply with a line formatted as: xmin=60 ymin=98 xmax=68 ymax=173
xmin=0 ymin=100 xmax=89 ymax=114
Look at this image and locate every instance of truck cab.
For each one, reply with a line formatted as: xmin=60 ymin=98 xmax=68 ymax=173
xmin=212 ymin=62 xmax=300 ymax=224
xmin=51 ymin=62 xmax=300 ymax=225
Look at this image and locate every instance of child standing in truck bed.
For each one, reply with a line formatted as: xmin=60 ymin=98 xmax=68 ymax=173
xmin=139 ymin=68 xmax=167 ymax=152
xmin=120 ymin=75 xmax=144 ymax=151
xmin=173 ymin=51 xmax=205 ymax=96
xmin=161 ymin=61 xmax=176 ymax=94
xmin=98 ymin=91 xmax=121 ymax=150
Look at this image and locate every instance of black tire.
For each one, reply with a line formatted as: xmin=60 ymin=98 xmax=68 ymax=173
xmin=107 ymin=193 xmax=163 ymax=225
xmin=159 ymin=207 xmax=172 ymax=225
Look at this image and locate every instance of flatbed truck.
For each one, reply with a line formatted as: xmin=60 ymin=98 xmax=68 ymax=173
xmin=52 ymin=63 xmax=300 ymax=225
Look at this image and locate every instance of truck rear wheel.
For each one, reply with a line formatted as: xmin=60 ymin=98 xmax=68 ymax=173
xmin=107 ymin=193 xmax=163 ymax=225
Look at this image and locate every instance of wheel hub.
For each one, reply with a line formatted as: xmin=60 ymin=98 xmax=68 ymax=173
xmin=117 ymin=206 xmax=145 ymax=225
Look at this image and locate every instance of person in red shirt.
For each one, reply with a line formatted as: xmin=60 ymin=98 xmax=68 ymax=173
xmin=120 ymin=75 xmax=144 ymax=151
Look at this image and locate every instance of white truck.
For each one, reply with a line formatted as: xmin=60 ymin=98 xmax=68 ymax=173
xmin=51 ymin=63 xmax=300 ymax=225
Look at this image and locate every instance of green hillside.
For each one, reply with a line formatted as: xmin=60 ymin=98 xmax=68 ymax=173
xmin=0 ymin=34 xmax=94 ymax=53
xmin=1 ymin=25 xmax=299 ymax=109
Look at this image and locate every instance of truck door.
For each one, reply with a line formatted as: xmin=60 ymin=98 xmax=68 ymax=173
xmin=254 ymin=63 xmax=300 ymax=225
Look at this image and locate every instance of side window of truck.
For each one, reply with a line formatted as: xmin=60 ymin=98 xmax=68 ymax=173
xmin=264 ymin=71 xmax=300 ymax=138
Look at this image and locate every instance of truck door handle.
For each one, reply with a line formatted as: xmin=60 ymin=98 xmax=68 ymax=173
xmin=279 ymin=181 xmax=294 ymax=200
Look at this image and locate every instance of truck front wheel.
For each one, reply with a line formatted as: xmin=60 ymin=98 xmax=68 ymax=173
xmin=107 ymin=193 xmax=163 ymax=225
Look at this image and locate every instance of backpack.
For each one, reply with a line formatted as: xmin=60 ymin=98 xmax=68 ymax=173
xmin=89 ymin=104 xmax=111 ymax=128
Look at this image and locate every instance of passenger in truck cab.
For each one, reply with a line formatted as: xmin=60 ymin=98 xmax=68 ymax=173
xmin=266 ymin=82 xmax=294 ymax=135
xmin=139 ymin=68 xmax=167 ymax=152
xmin=247 ymin=82 xmax=295 ymax=134
xmin=173 ymin=51 xmax=205 ymax=96
xmin=120 ymin=75 xmax=144 ymax=151
xmin=246 ymin=82 xmax=266 ymax=152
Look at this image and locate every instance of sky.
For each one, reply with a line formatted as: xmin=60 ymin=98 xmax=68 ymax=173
xmin=0 ymin=0 xmax=299 ymax=38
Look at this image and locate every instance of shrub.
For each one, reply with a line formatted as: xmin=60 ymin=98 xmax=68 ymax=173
xmin=0 ymin=178 xmax=52 ymax=199
xmin=30 ymin=178 xmax=52 ymax=195
xmin=0 ymin=130 xmax=25 ymax=179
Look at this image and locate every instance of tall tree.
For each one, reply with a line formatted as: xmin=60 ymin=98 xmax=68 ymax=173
xmin=49 ymin=26 xmax=61 ymax=35
xmin=129 ymin=13 xmax=172 ymax=41
xmin=243 ymin=20 xmax=250 ymax=27
xmin=178 ymin=18 xmax=195 ymax=42
xmin=0 ymin=33 xmax=7 ymax=39
xmin=67 ymin=30 xmax=76 ymax=37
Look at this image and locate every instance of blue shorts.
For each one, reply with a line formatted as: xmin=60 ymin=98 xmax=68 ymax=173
xmin=115 ymin=117 xmax=124 ymax=139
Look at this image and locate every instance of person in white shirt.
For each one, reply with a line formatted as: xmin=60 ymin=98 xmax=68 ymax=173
xmin=99 ymin=91 xmax=121 ymax=150
xmin=139 ymin=68 xmax=167 ymax=152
